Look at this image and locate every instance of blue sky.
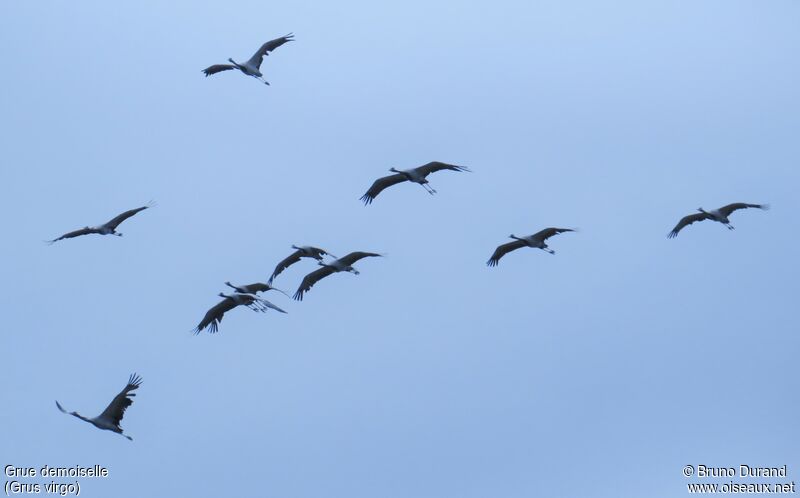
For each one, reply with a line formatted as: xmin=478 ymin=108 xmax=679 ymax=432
xmin=1 ymin=1 xmax=798 ymax=496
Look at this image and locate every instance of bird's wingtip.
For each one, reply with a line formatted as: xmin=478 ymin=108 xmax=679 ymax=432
xmin=55 ymin=400 xmax=66 ymax=413
xmin=129 ymin=373 xmax=143 ymax=387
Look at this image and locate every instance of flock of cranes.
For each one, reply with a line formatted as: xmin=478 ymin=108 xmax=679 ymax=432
xmin=46 ymin=34 xmax=770 ymax=441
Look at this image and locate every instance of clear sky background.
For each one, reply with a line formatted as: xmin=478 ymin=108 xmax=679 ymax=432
xmin=1 ymin=1 xmax=798 ymax=496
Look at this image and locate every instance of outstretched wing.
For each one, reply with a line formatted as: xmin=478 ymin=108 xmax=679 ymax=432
xmin=269 ymin=250 xmax=305 ymax=283
xmin=97 ymin=374 xmax=142 ymax=427
xmin=247 ymin=283 xmax=271 ymax=293
xmin=47 ymin=227 xmax=99 ymax=244
xmin=306 ymin=246 xmax=334 ymax=259
xmin=245 ymin=283 xmax=273 ymax=294
xmin=415 ymin=161 xmax=472 ymax=176
xmin=667 ymin=212 xmax=711 ymax=238
xmin=534 ymin=227 xmax=575 ymax=241
xmin=487 ymin=240 xmax=527 ymax=267
xmin=194 ymin=298 xmax=237 ymax=334
xmin=247 ymin=282 xmax=290 ymax=297
xmin=202 ymin=64 xmax=237 ymax=76
xmin=246 ymin=33 xmax=294 ymax=69
xmin=360 ymin=174 xmax=407 ymax=205
xmin=337 ymin=251 xmax=383 ymax=266
xmin=717 ymin=202 xmax=769 ymax=217
xmin=225 ymin=282 xmax=271 ymax=294
xmin=293 ymin=266 xmax=336 ymax=301
xmin=103 ymin=204 xmax=150 ymax=230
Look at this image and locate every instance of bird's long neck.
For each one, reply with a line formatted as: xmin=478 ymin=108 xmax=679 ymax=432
xmin=698 ymin=208 xmax=708 ymax=214
xmin=72 ymin=412 xmax=91 ymax=423
xmin=390 ymin=167 xmax=411 ymax=179
xmin=509 ymin=234 xmax=522 ymax=241
xmin=228 ymin=58 xmax=240 ymax=67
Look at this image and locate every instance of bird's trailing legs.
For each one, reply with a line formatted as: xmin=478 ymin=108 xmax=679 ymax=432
xmin=245 ymin=302 xmax=269 ymax=312
xmin=727 ymin=224 xmax=735 ymax=230
xmin=420 ymin=183 xmax=437 ymax=195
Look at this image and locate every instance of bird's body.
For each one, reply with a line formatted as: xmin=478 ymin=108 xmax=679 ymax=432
xmin=293 ymin=251 xmax=382 ymax=300
xmin=202 ymin=34 xmax=294 ymax=85
xmin=219 ymin=292 xmax=287 ymax=314
xmin=487 ymin=228 xmax=575 ymax=266
xmin=194 ymin=292 xmax=285 ymax=334
xmin=224 ymin=281 xmax=289 ymax=297
xmin=360 ymin=161 xmax=471 ymax=205
xmin=269 ymin=245 xmax=334 ymax=284
xmin=48 ymin=203 xmax=152 ymax=244
xmin=55 ymin=374 xmax=142 ymax=441
xmin=668 ymin=203 xmax=769 ymax=238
